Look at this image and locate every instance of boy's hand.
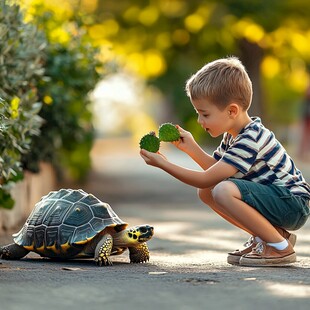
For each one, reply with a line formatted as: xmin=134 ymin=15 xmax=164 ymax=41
xmin=172 ymin=125 xmax=198 ymax=154
xmin=140 ymin=149 xmax=167 ymax=168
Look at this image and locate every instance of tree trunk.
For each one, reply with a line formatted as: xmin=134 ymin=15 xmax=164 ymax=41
xmin=238 ymin=39 xmax=265 ymax=119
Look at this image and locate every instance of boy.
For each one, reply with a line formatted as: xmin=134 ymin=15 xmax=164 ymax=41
xmin=140 ymin=56 xmax=310 ymax=267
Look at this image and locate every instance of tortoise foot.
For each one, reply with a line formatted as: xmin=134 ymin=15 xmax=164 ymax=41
xmin=95 ymin=256 xmax=113 ymax=266
xmin=0 ymin=243 xmax=29 ymax=260
xmin=94 ymin=236 xmax=113 ymax=267
xmin=0 ymin=246 xmax=11 ymax=260
xmin=129 ymin=243 xmax=150 ymax=263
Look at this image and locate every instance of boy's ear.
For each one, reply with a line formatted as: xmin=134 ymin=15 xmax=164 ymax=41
xmin=227 ymin=103 xmax=239 ymax=118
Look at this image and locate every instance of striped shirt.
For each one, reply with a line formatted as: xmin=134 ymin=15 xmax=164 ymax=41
xmin=213 ymin=117 xmax=310 ymax=199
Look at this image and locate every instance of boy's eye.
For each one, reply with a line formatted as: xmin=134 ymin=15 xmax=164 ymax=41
xmin=203 ymin=114 xmax=209 ymax=117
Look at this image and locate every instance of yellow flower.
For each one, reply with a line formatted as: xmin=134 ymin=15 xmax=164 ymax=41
xmin=10 ymin=96 xmax=20 ymax=119
xmin=43 ymin=95 xmax=53 ymax=105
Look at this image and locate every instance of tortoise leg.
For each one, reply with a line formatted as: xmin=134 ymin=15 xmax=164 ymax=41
xmin=94 ymin=234 xmax=113 ymax=266
xmin=0 ymin=243 xmax=29 ymax=260
xmin=129 ymin=242 xmax=150 ymax=263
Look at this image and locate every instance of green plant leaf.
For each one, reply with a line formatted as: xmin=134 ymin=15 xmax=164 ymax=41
xmin=0 ymin=188 xmax=15 ymax=209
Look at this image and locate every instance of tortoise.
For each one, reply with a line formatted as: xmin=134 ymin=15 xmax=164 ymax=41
xmin=0 ymin=189 xmax=154 ymax=266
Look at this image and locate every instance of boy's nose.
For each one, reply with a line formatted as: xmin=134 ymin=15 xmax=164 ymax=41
xmin=197 ymin=116 xmax=204 ymax=126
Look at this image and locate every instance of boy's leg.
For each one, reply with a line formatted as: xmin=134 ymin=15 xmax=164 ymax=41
xmin=198 ymin=187 xmax=255 ymax=235
xmin=198 ymin=185 xmax=277 ymax=262
xmin=210 ymin=181 xmax=285 ymax=243
xmin=198 ymin=184 xmax=297 ymax=242
xmin=197 ymin=181 xmax=296 ymax=266
xmin=198 ymin=186 xmax=261 ymax=265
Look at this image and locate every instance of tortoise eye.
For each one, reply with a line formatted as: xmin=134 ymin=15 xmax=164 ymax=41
xmin=140 ymin=227 xmax=147 ymax=233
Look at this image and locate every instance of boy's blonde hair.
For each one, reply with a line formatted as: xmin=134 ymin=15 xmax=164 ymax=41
xmin=185 ymin=57 xmax=252 ymax=111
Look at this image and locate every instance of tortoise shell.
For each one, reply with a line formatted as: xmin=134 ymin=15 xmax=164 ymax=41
xmin=13 ymin=189 xmax=127 ymax=258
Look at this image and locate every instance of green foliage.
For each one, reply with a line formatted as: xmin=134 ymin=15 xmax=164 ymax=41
xmin=90 ymin=0 xmax=236 ymax=141
xmin=263 ymin=76 xmax=301 ymax=124
xmin=21 ymin=9 xmax=103 ymax=181
xmin=219 ymin=0 xmax=285 ymax=31
xmin=0 ymin=1 xmax=46 ymax=100
xmin=0 ymin=96 xmax=42 ymax=177
xmin=0 ymin=0 xmax=103 ymax=209
xmin=0 ymin=1 xmax=45 ymax=208
xmin=86 ymin=0 xmax=310 ymax=142
xmin=0 ymin=97 xmax=42 ymax=209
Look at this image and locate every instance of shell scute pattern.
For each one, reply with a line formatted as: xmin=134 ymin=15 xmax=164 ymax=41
xmin=22 ymin=226 xmax=35 ymax=247
xmin=90 ymin=217 xmax=107 ymax=231
xmin=45 ymin=227 xmax=58 ymax=247
xmin=13 ymin=189 xmax=127 ymax=256
xmin=26 ymin=200 xmax=52 ymax=226
xmin=34 ymin=226 xmax=45 ymax=248
xmin=41 ymin=200 xmax=72 ymax=226
xmin=71 ymin=224 xmax=96 ymax=244
xmin=45 ymin=189 xmax=83 ymax=202
xmin=79 ymin=193 xmax=101 ymax=206
xmin=63 ymin=203 xmax=94 ymax=226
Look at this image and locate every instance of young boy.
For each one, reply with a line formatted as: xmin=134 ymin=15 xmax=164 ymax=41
xmin=140 ymin=56 xmax=310 ymax=267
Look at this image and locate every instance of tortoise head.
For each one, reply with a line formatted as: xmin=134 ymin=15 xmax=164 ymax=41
xmin=126 ymin=224 xmax=154 ymax=244
xmin=112 ymin=224 xmax=154 ymax=247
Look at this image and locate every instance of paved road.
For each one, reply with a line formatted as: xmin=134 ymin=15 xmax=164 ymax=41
xmin=1 ymin=139 xmax=310 ymax=310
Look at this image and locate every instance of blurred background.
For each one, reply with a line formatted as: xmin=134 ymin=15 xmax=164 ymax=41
xmin=21 ymin=0 xmax=310 ymax=147
xmin=1 ymin=0 xmax=310 ymax=216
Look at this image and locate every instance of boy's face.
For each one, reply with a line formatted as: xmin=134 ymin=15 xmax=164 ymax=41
xmin=191 ymin=98 xmax=233 ymax=138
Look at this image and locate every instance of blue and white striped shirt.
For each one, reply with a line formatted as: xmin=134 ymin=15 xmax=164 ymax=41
xmin=213 ymin=117 xmax=310 ymax=199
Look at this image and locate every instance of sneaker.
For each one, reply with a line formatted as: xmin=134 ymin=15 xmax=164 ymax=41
xmin=227 ymin=236 xmax=257 ymax=265
xmin=227 ymin=228 xmax=297 ymax=265
xmin=275 ymin=227 xmax=297 ymax=247
xmin=239 ymin=241 xmax=296 ymax=267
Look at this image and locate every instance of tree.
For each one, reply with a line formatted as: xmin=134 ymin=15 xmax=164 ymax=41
xmin=88 ymin=0 xmax=310 ymax=137
xmin=22 ymin=0 xmax=310 ymax=142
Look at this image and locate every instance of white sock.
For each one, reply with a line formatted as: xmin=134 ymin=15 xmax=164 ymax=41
xmin=254 ymin=236 xmax=263 ymax=243
xmin=267 ymin=239 xmax=289 ymax=250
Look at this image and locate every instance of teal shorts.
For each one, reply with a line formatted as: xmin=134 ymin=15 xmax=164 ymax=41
xmin=228 ymin=178 xmax=310 ymax=231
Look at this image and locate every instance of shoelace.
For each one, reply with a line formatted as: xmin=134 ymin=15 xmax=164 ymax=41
xmin=243 ymin=236 xmax=255 ymax=247
xmin=253 ymin=242 xmax=264 ymax=254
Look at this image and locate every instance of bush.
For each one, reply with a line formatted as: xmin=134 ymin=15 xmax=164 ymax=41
xmin=20 ymin=5 xmax=103 ymax=180
xmin=1 ymin=1 xmax=105 ymax=209
xmin=0 ymin=1 xmax=46 ymax=209
xmin=22 ymin=37 xmax=102 ymax=180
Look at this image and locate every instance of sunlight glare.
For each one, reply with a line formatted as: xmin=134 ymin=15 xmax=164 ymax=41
xmin=139 ymin=6 xmax=159 ymax=26
xmin=264 ymin=282 xmax=310 ymax=298
xmin=261 ymin=56 xmax=280 ymax=78
xmin=91 ymin=72 xmax=163 ymax=138
xmin=184 ymin=13 xmax=205 ymax=33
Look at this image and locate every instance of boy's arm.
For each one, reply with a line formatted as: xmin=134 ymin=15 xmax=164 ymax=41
xmin=183 ymin=142 xmax=217 ymax=170
xmin=140 ymin=150 xmax=238 ymax=188
xmin=173 ymin=126 xmax=217 ymax=170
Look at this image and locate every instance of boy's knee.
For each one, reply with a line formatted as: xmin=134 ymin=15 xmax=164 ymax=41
xmin=212 ymin=181 xmax=240 ymax=204
xmin=197 ymin=188 xmax=212 ymax=204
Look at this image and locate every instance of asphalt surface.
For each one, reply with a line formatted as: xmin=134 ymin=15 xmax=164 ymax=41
xmin=1 ymin=139 xmax=310 ymax=310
